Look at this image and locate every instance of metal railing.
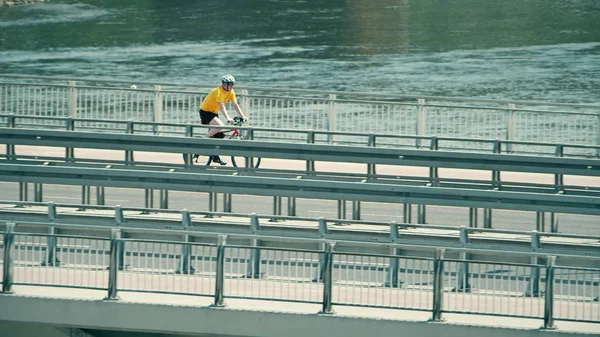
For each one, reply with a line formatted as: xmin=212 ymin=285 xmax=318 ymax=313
xmin=1 ymin=74 xmax=599 ymax=154
xmin=2 ymin=224 xmax=599 ymax=328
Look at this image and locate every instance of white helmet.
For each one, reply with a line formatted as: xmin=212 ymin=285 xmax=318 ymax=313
xmin=221 ymin=74 xmax=236 ymax=85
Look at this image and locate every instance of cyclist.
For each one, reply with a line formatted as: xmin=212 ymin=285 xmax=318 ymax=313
xmin=197 ymin=74 xmax=248 ymax=165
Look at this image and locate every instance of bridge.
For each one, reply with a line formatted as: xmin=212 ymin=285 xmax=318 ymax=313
xmin=1 ymin=76 xmax=599 ymax=336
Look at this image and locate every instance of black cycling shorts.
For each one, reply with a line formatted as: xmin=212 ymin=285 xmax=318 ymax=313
xmin=199 ymin=109 xmax=218 ymax=125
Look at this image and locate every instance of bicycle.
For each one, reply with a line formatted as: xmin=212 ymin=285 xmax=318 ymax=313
xmin=184 ymin=116 xmax=261 ymax=168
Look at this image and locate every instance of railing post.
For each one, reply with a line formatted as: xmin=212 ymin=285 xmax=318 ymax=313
xmin=207 ymin=192 xmax=218 ymax=215
xmin=416 ymin=98 xmax=426 ymax=148
xmin=417 ymin=204 xmax=426 ymax=224
xmin=160 ymin=190 xmax=169 ymax=209
xmin=144 ymin=189 xmax=154 ymax=212
xmin=526 ymin=231 xmax=542 ymax=297
xmin=114 ymin=205 xmax=124 ymax=225
xmin=6 ymin=115 xmax=16 ymax=159
xmin=80 ymin=185 xmax=91 ymax=206
xmin=385 ymin=222 xmax=402 ymax=287
xmin=492 ymin=139 xmax=502 ymax=188
xmin=271 ymin=196 xmax=282 ymax=221
xmin=336 ymin=200 xmax=346 ymax=224
xmin=327 ymin=94 xmax=337 ymax=143
xmin=468 ymin=207 xmax=478 ymax=228
xmin=181 ymin=209 xmax=192 ymax=228
xmin=536 ymin=212 xmax=546 ymax=232
xmin=97 ymin=186 xmax=105 ymax=205
xmin=367 ymin=134 xmax=376 ymax=175
xmin=2 ymin=222 xmax=16 ymax=294
xmin=19 ymin=182 xmax=28 ymax=202
xmin=41 ymin=225 xmax=60 ymax=267
xmin=431 ymin=248 xmax=445 ymax=322
xmin=313 ymin=218 xmax=328 ymax=282
xmin=213 ymin=235 xmax=227 ymax=307
xmin=125 ymin=121 xmax=135 ymax=163
xmin=306 ymin=130 xmax=315 ymax=171
xmin=105 ymin=229 xmax=121 ymax=300
xmin=319 ymin=241 xmax=336 ymax=314
xmin=183 ymin=124 xmax=194 ymax=165
xmin=287 ymin=197 xmax=296 ymax=216
xmin=47 ymin=201 xmax=57 ymax=221
xmin=453 ymin=227 xmax=471 ymax=292
xmin=352 ymin=201 xmax=361 ymax=220
xmin=34 ymin=183 xmax=43 ymax=202
xmin=483 ymin=208 xmax=492 ymax=229
xmin=153 ymin=85 xmax=163 ymax=129
xmin=65 ymin=117 xmax=75 ymax=160
xmin=506 ymin=103 xmax=516 ymax=153
xmin=550 ymin=213 xmax=559 ymax=233
xmin=246 ymin=214 xmax=262 ymax=278
xmin=176 ymin=234 xmax=194 ymax=275
xmin=6 ymin=114 xmax=16 ymax=128
xmin=429 ymin=137 xmax=439 ymax=185
xmin=542 ymin=256 xmax=557 ymax=330
xmin=403 ymin=203 xmax=412 ymax=223
xmin=223 ymin=193 xmax=232 ymax=213
xmin=68 ymin=81 xmax=77 ymax=118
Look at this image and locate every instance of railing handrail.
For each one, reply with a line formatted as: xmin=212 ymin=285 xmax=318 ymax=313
xmin=2 ymin=73 xmax=600 ymax=109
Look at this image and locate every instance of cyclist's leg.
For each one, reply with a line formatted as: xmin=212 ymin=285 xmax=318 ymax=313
xmin=204 ymin=112 xmax=227 ymax=165
xmin=206 ymin=115 xmax=225 ymax=138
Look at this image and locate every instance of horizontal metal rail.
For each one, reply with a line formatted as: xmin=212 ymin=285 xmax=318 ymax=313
xmin=1 ymin=127 xmax=599 ymax=177
xmin=2 ymin=114 xmax=599 ymax=158
xmin=0 ymin=161 xmax=599 ymax=215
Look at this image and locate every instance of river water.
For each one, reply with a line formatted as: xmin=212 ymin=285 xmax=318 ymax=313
xmin=1 ymin=0 xmax=599 ymax=104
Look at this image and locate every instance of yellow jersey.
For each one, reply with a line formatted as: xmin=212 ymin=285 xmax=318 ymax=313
xmin=200 ymin=86 xmax=237 ymax=114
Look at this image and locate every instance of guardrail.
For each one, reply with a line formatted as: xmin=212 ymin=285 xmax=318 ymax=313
xmin=2 ymin=113 xmax=600 ymax=158
xmin=1 ymin=74 xmax=599 ymax=152
xmin=0 ymin=160 xmax=599 ymax=217
xmin=2 ymin=200 xmax=598 ymax=266
xmin=2 ymin=222 xmax=599 ymax=328
xmin=1 ymin=127 xmax=599 ymax=177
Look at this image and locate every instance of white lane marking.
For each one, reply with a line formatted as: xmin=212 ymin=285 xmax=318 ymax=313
xmin=44 ymin=195 xmax=131 ymax=202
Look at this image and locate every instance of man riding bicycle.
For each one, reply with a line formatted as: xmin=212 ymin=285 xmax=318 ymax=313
xmin=197 ymin=74 xmax=248 ymax=165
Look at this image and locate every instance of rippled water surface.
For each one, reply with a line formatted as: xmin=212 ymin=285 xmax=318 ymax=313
xmin=0 ymin=0 xmax=599 ymax=103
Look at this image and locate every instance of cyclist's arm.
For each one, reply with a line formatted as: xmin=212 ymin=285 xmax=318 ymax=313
xmin=232 ymin=101 xmax=248 ymax=121
xmin=218 ymin=102 xmax=234 ymax=123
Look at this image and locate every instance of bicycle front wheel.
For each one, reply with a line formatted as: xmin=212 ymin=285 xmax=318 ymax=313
xmin=229 ymin=132 xmax=261 ymax=168
xmin=231 ymin=156 xmax=261 ymax=168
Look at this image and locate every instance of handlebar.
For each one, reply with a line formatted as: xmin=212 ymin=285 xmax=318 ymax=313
xmin=232 ymin=116 xmax=247 ymax=126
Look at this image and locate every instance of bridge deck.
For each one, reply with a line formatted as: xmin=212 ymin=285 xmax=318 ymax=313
xmin=3 ymin=282 xmax=599 ymax=336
